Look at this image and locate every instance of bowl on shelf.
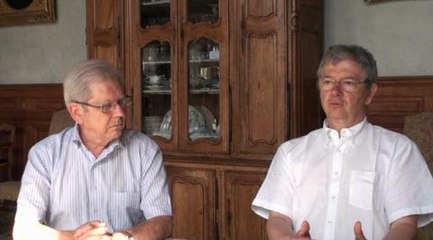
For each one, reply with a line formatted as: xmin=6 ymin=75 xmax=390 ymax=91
xmin=145 ymin=75 xmax=166 ymax=85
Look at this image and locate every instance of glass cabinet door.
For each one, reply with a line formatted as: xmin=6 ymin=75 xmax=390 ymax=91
xmin=187 ymin=38 xmax=220 ymax=142
xmin=141 ymin=0 xmax=170 ymax=27
xmin=179 ymin=0 xmax=229 ymax=154
xmin=131 ymin=0 xmax=228 ymax=154
xmin=187 ymin=0 xmax=219 ymax=24
xmin=141 ymin=40 xmax=172 ymax=139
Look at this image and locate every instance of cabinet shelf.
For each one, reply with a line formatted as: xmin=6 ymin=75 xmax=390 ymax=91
xmin=143 ymin=60 xmax=171 ymax=65
xmin=141 ymin=0 xmax=170 ymax=6
xmin=189 ymin=59 xmax=219 ymax=64
xmin=142 ymin=89 xmax=171 ymax=95
xmin=189 ymin=89 xmax=219 ymax=94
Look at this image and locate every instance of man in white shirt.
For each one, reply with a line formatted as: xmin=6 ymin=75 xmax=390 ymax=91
xmin=252 ymin=44 xmax=433 ymax=240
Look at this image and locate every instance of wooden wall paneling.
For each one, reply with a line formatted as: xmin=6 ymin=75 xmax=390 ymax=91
xmin=0 ymin=84 xmax=64 ymax=179
xmin=367 ymin=76 xmax=433 ymax=133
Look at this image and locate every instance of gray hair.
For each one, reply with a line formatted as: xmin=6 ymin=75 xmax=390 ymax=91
xmin=317 ymin=44 xmax=378 ymax=89
xmin=63 ymin=59 xmax=123 ymax=105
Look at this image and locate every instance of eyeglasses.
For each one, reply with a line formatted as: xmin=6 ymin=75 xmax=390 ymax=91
xmin=73 ymin=96 xmax=132 ymax=113
xmin=319 ymin=78 xmax=366 ymax=93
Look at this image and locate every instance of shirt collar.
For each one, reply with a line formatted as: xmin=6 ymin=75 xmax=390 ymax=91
xmin=71 ymin=124 xmax=127 ymax=149
xmin=323 ymin=118 xmax=367 ymax=144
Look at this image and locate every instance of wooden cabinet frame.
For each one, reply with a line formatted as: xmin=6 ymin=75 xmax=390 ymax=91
xmin=87 ymin=0 xmax=323 ymax=239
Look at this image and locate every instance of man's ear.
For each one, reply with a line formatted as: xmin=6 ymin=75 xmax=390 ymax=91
xmin=67 ymin=103 xmax=83 ymax=124
xmin=365 ymin=83 xmax=378 ymax=105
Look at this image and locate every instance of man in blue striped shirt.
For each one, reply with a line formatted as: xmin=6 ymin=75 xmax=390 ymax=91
xmin=13 ymin=59 xmax=172 ymax=240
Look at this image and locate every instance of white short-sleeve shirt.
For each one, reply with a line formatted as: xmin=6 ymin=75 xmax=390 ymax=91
xmin=252 ymin=119 xmax=433 ymax=240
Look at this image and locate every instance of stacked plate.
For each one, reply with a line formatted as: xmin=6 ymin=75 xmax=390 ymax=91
xmin=142 ymin=116 xmax=162 ymax=135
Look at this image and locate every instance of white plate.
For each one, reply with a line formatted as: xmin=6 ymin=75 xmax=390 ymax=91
xmin=197 ymin=106 xmax=216 ymax=131
xmin=159 ymin=105 xmax=208 ymax=136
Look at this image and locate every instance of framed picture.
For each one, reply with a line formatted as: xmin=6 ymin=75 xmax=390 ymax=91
xmin=364 ymin=0 xmax=402 ymax=4
xmin=0 ymin=0 xmax=55 ymax=27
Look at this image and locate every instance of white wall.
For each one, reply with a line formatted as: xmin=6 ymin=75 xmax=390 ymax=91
xmin=0 ymin=1 xmax=86 ymax=84
xmin=0 ymin=1 xmax=432 ymax=84
xmin=324 ymin=0 xmax=433 ymax=76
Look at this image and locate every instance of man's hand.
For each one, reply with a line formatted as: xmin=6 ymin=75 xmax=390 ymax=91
xmin=61 ymin=220 xmax=111 ymax=240
xmin=125 ymin=215 xmax=172 ymax=240
xmin=296 ymin=221 xmax=311 ymax=238
xmin=354 ymin=221 xmax=367 ymax=240
xmin=14 ymin=220 xmax=111 ymax=240
xmin=267 ymin=211 xmax=312 ymax=240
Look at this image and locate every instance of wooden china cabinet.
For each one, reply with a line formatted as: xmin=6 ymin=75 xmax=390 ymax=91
xmin=86 ymin=0 xmax=322 ymax=239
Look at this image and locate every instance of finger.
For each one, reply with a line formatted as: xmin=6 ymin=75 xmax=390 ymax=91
xmin=75 ymin=220 xmax=105 ymax=236
xmin=75 ymin=221 xmax=109 ymax=240
xmin=81 ymin=235 xmax=112 ymax=240
xmin=112 ymin=232 xmax=128 ymax=240
xmin=78 ymin=227 xmax=109 ymax=240
xmin=354 ymin=221 xmax=366 ymax=240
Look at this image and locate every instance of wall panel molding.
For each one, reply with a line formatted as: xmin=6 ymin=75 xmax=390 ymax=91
xmin=0 ymin=84 xmax=64 ymax=179
xmin=367 ymin=76 xmax=433 ymax=133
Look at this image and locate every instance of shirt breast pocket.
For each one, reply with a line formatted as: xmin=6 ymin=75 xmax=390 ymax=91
xmin=109 ymin=192 xmax=144 ymax=230
xmin=349 ymin=170 xmax=376 ymax=210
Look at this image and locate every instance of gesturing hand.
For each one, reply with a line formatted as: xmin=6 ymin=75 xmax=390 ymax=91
xmin=296 ymin=221 xmax=311 ymax=239
xmin=354 ymin=221 xmax=367 ymax=240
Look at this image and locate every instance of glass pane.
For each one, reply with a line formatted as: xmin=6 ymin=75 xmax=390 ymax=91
xmin=141 ymin=41 xmax=172 ymax=139
xmin=187 ymin=0 xmax=219 ymax=24
xmin=141 ymin=0 xmax=170 ymax=28
xmin=188 ymin=38 xmax=220 ymax=141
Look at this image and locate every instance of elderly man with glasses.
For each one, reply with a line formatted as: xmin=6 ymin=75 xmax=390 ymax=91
xmin=252 ymin=44 xmax=433 ymax=240
xmin=14 ymin=59 xmax=172 ymax=240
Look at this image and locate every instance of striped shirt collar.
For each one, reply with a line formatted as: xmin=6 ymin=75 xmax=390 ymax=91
xmin=71 ymin=124 xmax=128 ymax=149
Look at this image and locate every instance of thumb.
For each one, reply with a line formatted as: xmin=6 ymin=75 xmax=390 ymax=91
xmin=354 ymin=221 xmax=367 ymax=240
xmin=297 ymin=221 xmax=311 ymax=237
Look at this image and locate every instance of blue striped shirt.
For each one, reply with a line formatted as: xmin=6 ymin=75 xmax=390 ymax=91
xmin=15 ymin=125 xmax=172 ymax=232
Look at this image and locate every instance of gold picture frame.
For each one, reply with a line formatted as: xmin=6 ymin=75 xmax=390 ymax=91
xmin=0 ymin=0 xmax=55 ymax=27
xmin=364 ymin=0 xmax=405 ymax=4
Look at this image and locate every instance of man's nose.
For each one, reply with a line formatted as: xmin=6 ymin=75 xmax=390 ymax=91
xmin=112 ymin=102 xmax=126 ymax=115
xmin=331 ymin=82 xmax=344 ymax=94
